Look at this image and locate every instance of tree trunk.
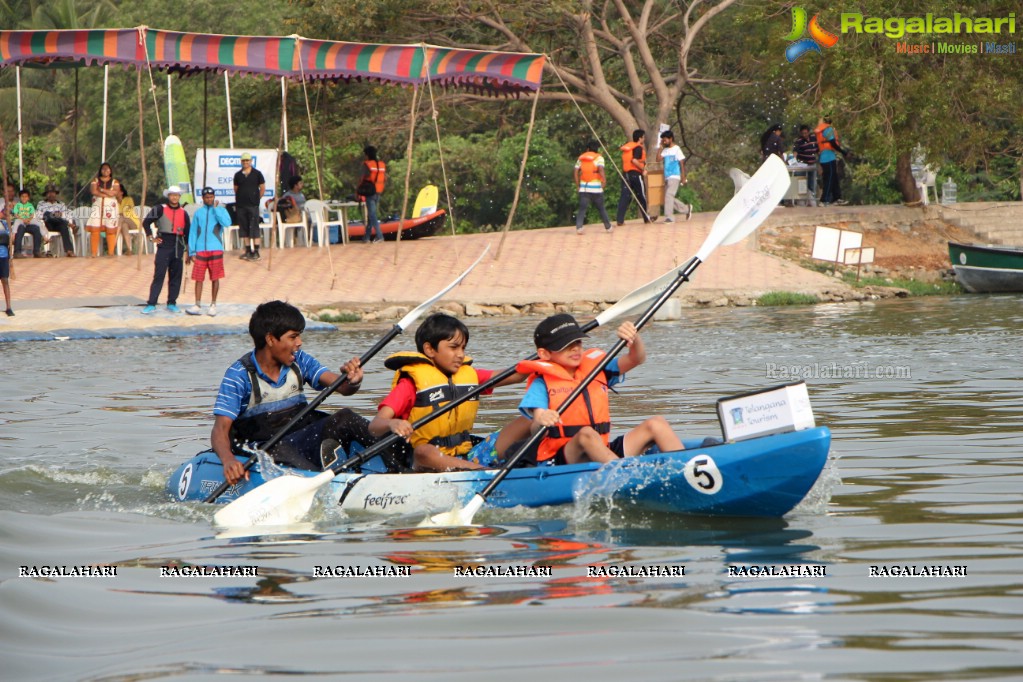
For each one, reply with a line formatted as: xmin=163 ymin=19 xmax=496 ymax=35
xmin=895 ymin=152 xmax=919 ymax=203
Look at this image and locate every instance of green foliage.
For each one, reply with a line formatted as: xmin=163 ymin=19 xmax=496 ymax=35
xmin=840 ymin=273 xmax=963 ymax=296
xmin=756 ymin=291 xmax=820 ymax=306
xmin=315 ymin=311 xmax=362 ymax=323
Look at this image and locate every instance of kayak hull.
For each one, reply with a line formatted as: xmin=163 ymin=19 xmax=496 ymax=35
xmin=167 ymin=427 xmax=831 ymax=519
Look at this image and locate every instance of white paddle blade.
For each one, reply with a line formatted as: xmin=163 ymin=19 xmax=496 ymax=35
xmin=593 ymin=261 xmax=694 ymax=327
xmin=418 ymin=494 xmax=484 ymax=527
xmin=396 ymin=245 xmax=490 ymax=331
xmin=696 ymin=155 xmax=790 ymax=262
xmin=212 ymin=470 xmax=335 ymax=527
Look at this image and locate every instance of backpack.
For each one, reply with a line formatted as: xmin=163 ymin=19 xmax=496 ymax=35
xmin=278 ymin=151 xmax=301 ymax=195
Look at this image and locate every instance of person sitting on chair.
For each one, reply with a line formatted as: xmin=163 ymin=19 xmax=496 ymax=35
xmin=33 ymin=184 xmax=77 ymax=257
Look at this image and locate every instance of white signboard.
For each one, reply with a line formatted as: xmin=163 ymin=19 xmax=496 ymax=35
xmin=843 ymin=246 xmax=875 ymax=266
xmin=192 ymin=148 xmax=277 ymax=206
xmin=716 ymin=382 xmax=816 ymax=443
xmin=811 ymin=225 xmax=863 ymax=263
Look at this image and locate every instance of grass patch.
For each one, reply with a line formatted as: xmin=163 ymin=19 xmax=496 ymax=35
xmin=757 ymin=291 xmax=819 ymax=306
xmin=316 ymin=311 xmax=363 ymax=323
xmin=840 ymin=273 xmax=962 ymax=295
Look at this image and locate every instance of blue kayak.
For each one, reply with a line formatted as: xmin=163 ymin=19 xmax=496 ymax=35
xmin=167 ymin=426 xmax=831 ymax=519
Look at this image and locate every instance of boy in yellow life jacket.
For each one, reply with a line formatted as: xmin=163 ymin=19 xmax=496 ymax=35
xmin=514 ymin=313 xmax=684 ymax=466
xmin=369 ymin=313 xmax=529 ymax=472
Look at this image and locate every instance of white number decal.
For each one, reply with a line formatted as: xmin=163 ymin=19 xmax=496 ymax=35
xmin=177 ymin=463 xmax=193 ymax=500
xmin=684 ymin=455 xmax=722 ymax=495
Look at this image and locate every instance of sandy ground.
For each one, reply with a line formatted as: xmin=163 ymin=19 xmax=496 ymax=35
xmin=1 ymin=203 xmax=969 ymax=337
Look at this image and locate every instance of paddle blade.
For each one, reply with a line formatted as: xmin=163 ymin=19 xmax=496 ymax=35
xmin=396 ymin=245 xmax=490 ymax=331
xmin=593 ymin=260 xmax=695 ymax=327
xmin=696 ymin=155 xmax=790 ymax=261
xmin=212 ymin=470 xmax=335 ymax=527
xmin=419 ymin=494 xmax=484 ymax=527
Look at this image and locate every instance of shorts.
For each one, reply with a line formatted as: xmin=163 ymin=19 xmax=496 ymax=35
xmin=191 ymin=251 xmax=225 ymax=281
xmin=235 ymin=205 xmax=261 ymax=239
xmin=507 ymin=434 xmax=626 ymax=467
xmin=0 ymin=256 xmax=8 ymax=279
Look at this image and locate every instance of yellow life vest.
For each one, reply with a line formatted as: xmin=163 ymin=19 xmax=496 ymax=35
xmin=384 ymin=352 xmax=480 ymax=456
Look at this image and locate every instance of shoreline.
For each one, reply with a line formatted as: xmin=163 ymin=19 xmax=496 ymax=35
xmin=0 ymin=203 xmax=973 ymax=336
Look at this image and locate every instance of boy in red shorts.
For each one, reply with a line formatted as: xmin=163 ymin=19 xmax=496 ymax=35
xmin=186 ymin=186 xmax=231 ymax=316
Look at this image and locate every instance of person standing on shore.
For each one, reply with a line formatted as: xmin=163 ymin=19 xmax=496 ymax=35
xmin=233 ymin=152 xmax=266 ymax=261
xmin=793 ymin=125 xmax=819 ymax=206
xmin=815 ymin=116 xmax=848 ymax=206
xmin=141 ymin=186 xmax=190 ymax=315
xmin=615 ymin=129 xmax=650 ymax=226
xmin=186 ymin=187 xmax=231 ymax=317
xmin=0 ymin=218 xmax=12 ymax=315
xmin=86 ymin=163 xmax=121 ymax=257
xmin=574 ymin=140 xmax=613 ymax=234
xmin=659 ymin=130 xmax=692 ymax=223
xmin=357 ymin=146 xmax=386 ymax=243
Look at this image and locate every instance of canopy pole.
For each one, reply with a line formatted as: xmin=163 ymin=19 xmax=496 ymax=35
xmin=16 ymin=66 xmax=24 ymax=187
xmin=393 ymin=85 xmax=420 ymax=264
xmin=167 ymin=75 xmax=173 ymax=136
xmin=266 ymin=86 xmax=288 ymax=273
xmin=201 ymin=72 xmax=209 ymax=190
xmin=139 ymin=26 xmax=165 ymax=145
xmin=496 ymin=87 xmax=541 ymax=261
xmin=73 ymin=69 xmax=79 ymax=201
xmin=101 ymin=65 xmax=109 ymax=161
xmin=421 ymin=45 xmax=457 ymax=238
xmin=297 ymin=45 xmax=337 ymax=288
xmin=224 ymin=72 xmax=234 ymax=148
xmin=137 ymin=68 xmax=148 ymax=270
xmin=281 ymin=77 xmax=289 ymax=152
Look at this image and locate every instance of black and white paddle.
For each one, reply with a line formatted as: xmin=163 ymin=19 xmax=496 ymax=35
xmin=423 ymin=155 xmax=791 ymax=526
xmin=209 ymin=246 xmax=489 ymax=523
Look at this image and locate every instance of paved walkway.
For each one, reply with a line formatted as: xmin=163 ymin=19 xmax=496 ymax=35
xmin=2 ymin=210 xmax=841 ymax=333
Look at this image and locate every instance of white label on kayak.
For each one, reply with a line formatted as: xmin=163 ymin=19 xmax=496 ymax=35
xmin=177 ymin=463 xmax=193 ymax=500
xmin=684 ymin=455 xmax=722 ymax=495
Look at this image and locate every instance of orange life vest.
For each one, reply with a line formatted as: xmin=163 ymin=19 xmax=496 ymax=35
xmin=516 ymin=350 xmax=611 ymax=462
xmin=577 ymin=152 xmax=602 ymax=185
xmin=363 ymin=160 xmax=387 ymax=194
xmin=620 ymin=141 xmax=645 ymax=173
xmin=814 ymin=122 xmax=838 ymax=154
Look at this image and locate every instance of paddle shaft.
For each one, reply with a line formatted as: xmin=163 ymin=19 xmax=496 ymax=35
xmin=329 ymin=318 xmax=603 ymax=473
xmin=202 ymin=324 xmax=404 ymax=503
xmin=475 ymin=259 xmax=699 ymax=501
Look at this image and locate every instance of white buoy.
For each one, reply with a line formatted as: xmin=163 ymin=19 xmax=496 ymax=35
xmin=653 ymin=297 xmax=682 ymax=321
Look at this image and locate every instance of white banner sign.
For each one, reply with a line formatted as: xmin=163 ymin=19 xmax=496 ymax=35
xmin=192 ymin=148 xmax=277 ymax=206
xmin=811 ymin=225 xmax=863 ymax=263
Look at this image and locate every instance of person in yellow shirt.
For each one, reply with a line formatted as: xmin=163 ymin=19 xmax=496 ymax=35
xmin=116 ymin=182 xmax=141 ymax=255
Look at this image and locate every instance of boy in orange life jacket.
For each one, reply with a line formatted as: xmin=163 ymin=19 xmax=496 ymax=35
xmin=369 ymin=313 xmax=529 ymax=473
xmin=515 ymin=314 xmax=684 ymax=465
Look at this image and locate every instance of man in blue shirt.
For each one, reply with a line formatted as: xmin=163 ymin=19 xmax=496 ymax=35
xmin=212 ymin=301 xmax=381 ymax=484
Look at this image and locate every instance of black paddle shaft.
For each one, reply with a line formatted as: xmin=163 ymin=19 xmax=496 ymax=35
xmin=476 ymin=261 xmax=698 ymax=501
xmin=328 ymin=319 xmax=604 ymax=474
xmin=203 ymin=324 xmax=404 ymax=503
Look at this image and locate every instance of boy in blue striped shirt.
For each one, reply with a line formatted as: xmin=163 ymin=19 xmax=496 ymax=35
xmin=211 ymin=301 xmax=388 ymax=484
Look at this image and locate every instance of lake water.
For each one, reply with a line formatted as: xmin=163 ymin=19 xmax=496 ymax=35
xmin=2 ymin=295 xmax=1022 ymax=681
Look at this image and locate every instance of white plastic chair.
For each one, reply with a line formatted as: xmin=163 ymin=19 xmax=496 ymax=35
xmin=276 ymin=206 xmax=309 ymax=248
xmin=917 ymin=166 xmax=938 ymax=205
xmin=305 ymin=199 xmax=346 ymax=248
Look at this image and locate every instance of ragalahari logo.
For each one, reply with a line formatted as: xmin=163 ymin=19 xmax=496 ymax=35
xmin=785 ymin=7 xmax=840 ymax=62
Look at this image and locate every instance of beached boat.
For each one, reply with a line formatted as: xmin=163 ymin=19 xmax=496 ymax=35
xmin=948 ymin=241 xmax=1023 ymax=293
xmin=346 ymin=209 xmax=446 ymax=241
xmin=166 ymin=426 xmax=831 ymax=519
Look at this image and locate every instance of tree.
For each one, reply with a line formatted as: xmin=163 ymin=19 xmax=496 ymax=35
xmin=295 ymin=0 xmax=741 ymax=136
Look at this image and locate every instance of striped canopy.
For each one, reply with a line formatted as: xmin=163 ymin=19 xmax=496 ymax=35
xmin=0 ymin=27 xmax=545 ymax=95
